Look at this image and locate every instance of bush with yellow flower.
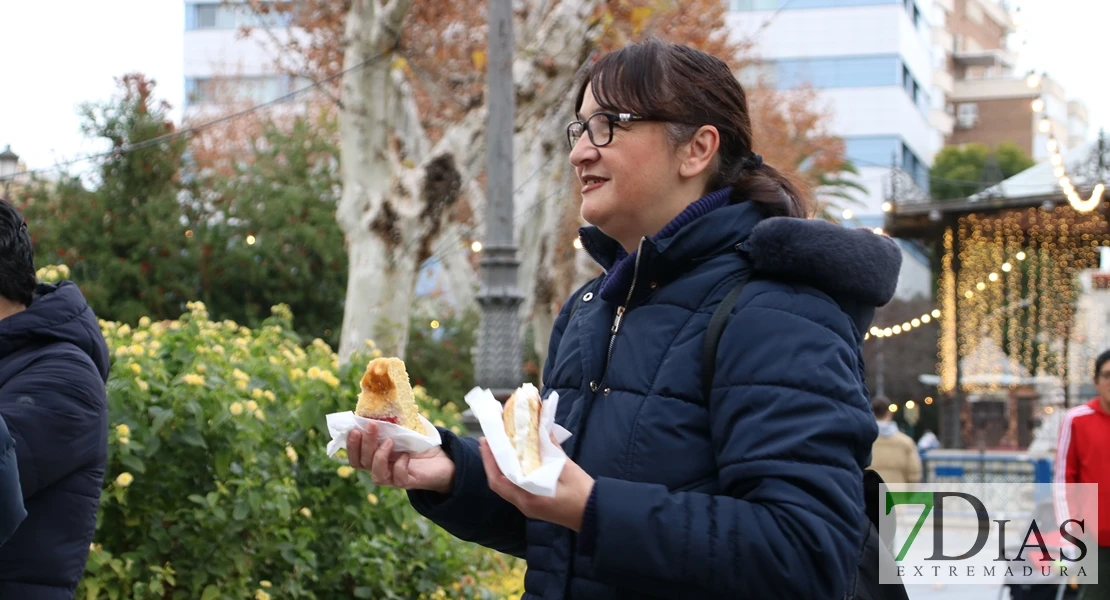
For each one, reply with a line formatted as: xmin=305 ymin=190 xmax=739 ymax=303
xmin=79 ymin=300 xmax=524 ymax=599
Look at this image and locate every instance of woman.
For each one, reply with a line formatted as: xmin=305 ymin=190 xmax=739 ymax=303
xmin=347 ymin=39 xmax=901 ymax=599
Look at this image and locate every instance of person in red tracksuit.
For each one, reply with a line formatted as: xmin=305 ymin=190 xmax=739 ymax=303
xmin=1056 ymin=348 xmax=1110 ymax=599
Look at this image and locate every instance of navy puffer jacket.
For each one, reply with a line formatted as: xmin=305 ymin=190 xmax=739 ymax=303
xmin=0 ymin=282 xmax=110 ymax=598
xmin=411 ymin=194 xmax=901 ymax=599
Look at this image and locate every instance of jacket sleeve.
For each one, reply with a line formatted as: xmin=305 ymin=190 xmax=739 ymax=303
xmin=408 ymin=281 xmax=586 ymax=557
xmin=1054 ymin=410 xmax=1082 ymax=524
xmin=0 ymin=354 xmax=107 ymax=500
xmin=576 ymin=291 xmax=872 ymax=599
xmin=0 ymin=415 xmax=26 ymax=546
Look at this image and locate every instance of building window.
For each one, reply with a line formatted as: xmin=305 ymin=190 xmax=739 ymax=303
xmin=844 ymin=136 xmax=902 ymax=169
xmin=957 ymin=102 xmax=979 ymax=128
xmin=902 ymin=143 xmax=929 ymax=192
xmin=185 ymin=2 xmax=292 ymax=31
xmin=185 ymin=75 xmax=306 ymax=106
xmin=729 ymin=0 xmax=898 ymax=10
xmin=772 ymin=55 xmax=901 ymax=89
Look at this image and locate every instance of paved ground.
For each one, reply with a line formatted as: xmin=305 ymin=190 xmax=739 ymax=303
xmin=906 ymin=583 xmax=1006 ymax=599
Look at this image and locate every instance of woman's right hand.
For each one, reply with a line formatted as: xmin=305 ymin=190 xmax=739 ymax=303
xmin=347 ymin=422 xmax=455 ymax=494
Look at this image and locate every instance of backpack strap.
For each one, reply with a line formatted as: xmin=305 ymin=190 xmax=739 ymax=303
xmin=701 ymin=275 xmax=751 ymax=402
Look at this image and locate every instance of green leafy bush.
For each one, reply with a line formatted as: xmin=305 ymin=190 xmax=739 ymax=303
xmin=76 ymin=292 xmax=522 ymax=599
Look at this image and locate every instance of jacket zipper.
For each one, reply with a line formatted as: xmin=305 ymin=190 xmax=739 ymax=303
xmin=590 ymin=237 xmax=645 ymax=393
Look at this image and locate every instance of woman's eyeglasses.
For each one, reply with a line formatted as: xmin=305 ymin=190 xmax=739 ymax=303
xmin=566 ymin=112 xmax=651 ymax=149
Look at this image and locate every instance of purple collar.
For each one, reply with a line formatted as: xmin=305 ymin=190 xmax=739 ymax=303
xmin=598 ymin=187 xmax=733 ymax=304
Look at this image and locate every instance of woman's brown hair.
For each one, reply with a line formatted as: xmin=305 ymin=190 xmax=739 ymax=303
xmin=575 ymin=39 xmax=812 ymax=218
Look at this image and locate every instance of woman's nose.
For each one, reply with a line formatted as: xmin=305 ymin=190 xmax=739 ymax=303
xmin=569 ymin=135 xmax=598 ymax=167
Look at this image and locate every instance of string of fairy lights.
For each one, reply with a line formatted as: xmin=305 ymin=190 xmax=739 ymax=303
xmin=937 ymin=205 xmax=1110 ymax=393
xmin=1024 ymin=72 xmax=1106 ymax=212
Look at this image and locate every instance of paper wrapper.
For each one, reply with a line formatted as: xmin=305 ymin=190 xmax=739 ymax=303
xmin=325 ymin=412 xmax=443 ymax=456
xmin=464 ymin=386 xmax=572 ymax=497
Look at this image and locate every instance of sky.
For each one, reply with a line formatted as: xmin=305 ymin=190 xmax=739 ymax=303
xmin=0 ymin=0 xmax=1105 ymax=178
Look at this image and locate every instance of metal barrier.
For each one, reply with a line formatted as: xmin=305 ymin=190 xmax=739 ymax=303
xmin=920 ymin=451 xmax=1056 ymax=518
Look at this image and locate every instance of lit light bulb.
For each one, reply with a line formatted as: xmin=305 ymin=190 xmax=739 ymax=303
xmin=881 ymin=202 xmax=892 ymax=213
xmin=873 ymin=227 xmax=884 ymax=235
xmin=922 ymin=314 xmax=931 ymax=324
xmin=1031 ymin=98 xmax=1045 ymax=113
xmin=966 ymin=290 xmax=974 ymax=298
xmin=430 ymin=320 xmax=441 ymax=329
xmin=884 ymin=328 xmax=893 ymax=336
xmin=925 ymin=397 xmax=933 ymax=405
xmin=471 ymin=241 xmax=483 ymax=252
xmin=1002 ymin=262 xmax=1012 ymax=272
xmin=1053 ymin=166 xmax=1065 ymax=178
xmin=1051 ymin=155 xmax=1063 ymax=167
xmin=870 ymin=327 xmax=880 ymax=336
xmin=1039 ymin=119 xmax=1051 ymax=133
xmin=906 ymin=400 xmax=916 ymax=410
xmin=988 ymin=272 xmax=999 ymax=282
xmin=893 ymin=325 xmax=902 ymax=334
xmin=912 ymin=318 xmax=921 ymax=327
xmin=889 ymin=403 xmax=899 ymax=413
xmin=572 ymin=238 xmax=583 ymax=250
xmin=1047 ymin=139 xmax=1059 ymax=153
xmin=842 ymin=209 xmax=854 ymax=220
xmin=246 ymin=235 xmax=256 ymax=245
xmin=902 ymin=322 xmax=911 ymax=330
xmin=1017 ymin=251 xmax=1027 ymax=260
xmin=931 ymin=309 xmax=941 ymax=318
xmin=976 ymin=282 xmax=986 ymax=291
xmin=1026 ymin=73 xmax=1042 ymax=88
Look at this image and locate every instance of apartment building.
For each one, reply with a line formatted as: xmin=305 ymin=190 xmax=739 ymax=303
xmin=931 ymin=0 xmax=1089 ymax=161
xmin=183 ymin=1 xmax=304 ymax=113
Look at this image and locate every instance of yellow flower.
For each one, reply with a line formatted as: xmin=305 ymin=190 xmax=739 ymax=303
xmin=133 ymin=331 xmax=148 ymax=342
xmin=251 ymin=388 xmax=265 ymax=400
xmin=129 ymin=344 xmax=143 ymax=356
xmin=119 ymin=437 xmax=130 ymax=445
xmin=182 ymin=374 xmax=205 ymax=386
xmin=336 ymin=448 xmax=347 ymax=460
xmin=255 ymin=590 xmax=271 ymax=600
xmin=169 ymin=321 xmax=181 ymax=330
xmin=289 ymin=368 xmax=305 ymax=381
xmin=285 ymin=446 xmax=298 ymax=464
xmin=245 ymin=400 xmax=259 ymax=412
xmin=186 ymin=301 xmax=207 ymax=313
xmin=307 ymin=366 xmax=322 ymax=379
xmin=212 ymin=345 xmax=225 ymax=355
xmin=116 ymin=424 xmax=131 ymax=437
xmin=230 ymin=402 xmax=244 ymax=416
xmin=367 ymin=493 xmax=379 ymax=505
xmin=434 ymin=419 xmax=446 ymax=428
xmin=57 ymin=264 xmax=70 ymax=278
xmin=234 ymin=338 xmax=249 ymax=351
xmin=235 ymin=380 xmax=248 ymax=391
xmin=268 ymin=356 xmax=280 ymax=366
xmin=323 ymin=373 xmax=340 ymax=388
xmin=149 ymin=340 xmax=162 ymax=352
xmin=364 ymin=339 xmax=377 ymax=349
xmin=263 ymin=390 xmax=275 ymax=402
xmin=139 ymin=316 xmax=151 ymax=328
xmin=371 ymin=349 xmax=383 ymax=359
xmin=337 ymin=466 xmax=354 ymax=478
xmin=117 ymin=324 xmax=132 ymax=336
xmin=114 ymin=346 xmax=130 ymax=358
xmin=137 ymin=380 xmax=149 ymax=392
xmin=260 ymin=580 xmax=272 ymax=588
xmin=233 ymin=368 xmax=250 ymax=382
xmin=115 ymin=472 xmax=134 ymax=487
xmin=254 ymin=409 xmax=265 ymax=421
xmin=195 ymin=364 xmax=206 ymax=374
xmin=299 ymin=507 xmax=312 ymax=518
xmin=413 ymin=385 xmax=427 ymax=397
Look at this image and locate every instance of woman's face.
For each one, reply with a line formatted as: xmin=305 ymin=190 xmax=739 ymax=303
xmin=569 ymin=84 xmax=683 ymax=248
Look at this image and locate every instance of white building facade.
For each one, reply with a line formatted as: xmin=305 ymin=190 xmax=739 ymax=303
xmin=727 ymin=0 xmax=937 ymax=301
xmin=183 ymin=2 xmax=304 ymax=113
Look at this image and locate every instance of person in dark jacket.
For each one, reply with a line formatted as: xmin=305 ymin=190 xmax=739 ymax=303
xmin=347 ymin=40 xmax=900 ymax=599
xmin=0 ymin=414 xmax=26 ymax=546
xmin=0 ymin=199 xmax=110 ymax=598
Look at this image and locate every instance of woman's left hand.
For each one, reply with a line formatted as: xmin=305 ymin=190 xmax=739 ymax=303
xmin=478 ymin=436 xmax=595 ymax=532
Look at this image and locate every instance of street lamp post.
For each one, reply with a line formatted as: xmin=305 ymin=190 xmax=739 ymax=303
xmin=0 ymin=145 xmax=19 ymax=199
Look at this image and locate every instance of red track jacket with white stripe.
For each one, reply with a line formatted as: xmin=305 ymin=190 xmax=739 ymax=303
xmin=1055 ymin=399 xmax=1110 ymax=547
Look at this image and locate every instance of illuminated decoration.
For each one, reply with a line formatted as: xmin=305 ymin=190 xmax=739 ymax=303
xmin=867 ymin=308 xmax=940 ymax=339
xmin=1026 ymin=77 xmax=1105 ymax=213
xmin=936 ymin=206 xmax=1110 ymax=394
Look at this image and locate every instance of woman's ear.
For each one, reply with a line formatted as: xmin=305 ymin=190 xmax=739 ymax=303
xmin=678 ymin=125 xmax=720 ymax=180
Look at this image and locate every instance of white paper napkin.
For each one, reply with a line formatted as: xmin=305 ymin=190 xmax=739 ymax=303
xmin=464 ymin=386 xmax=572 ymax=497
xmin=325 ymin=411 xmax=443 ymax=456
